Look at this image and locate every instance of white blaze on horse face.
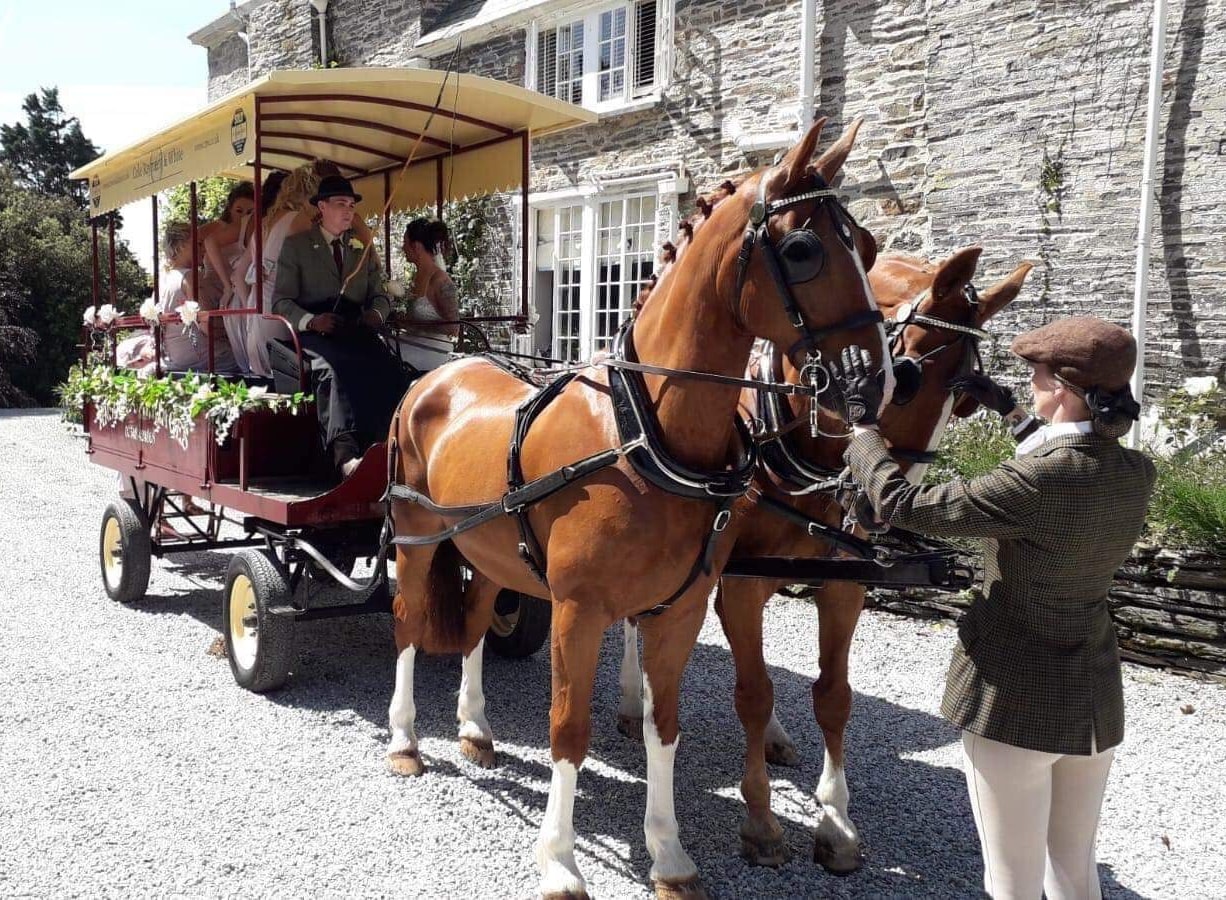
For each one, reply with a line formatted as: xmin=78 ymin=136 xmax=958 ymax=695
xmin=904 ymin=393 xmax=955 ymax=485
xmin=619 ymin=620 xmax=644 ymax=721
xmin=813 ymin=748 xmax=861 ymax=851
xmin=535 ymin=760 xmax=587 ymax=897
xmin=642 ymin=675 xmax=699 ymax=884
xmin=457 ymin=637 xmax=492 ymax=743
xmin=387 ymin=645 xmax=418 ymax=755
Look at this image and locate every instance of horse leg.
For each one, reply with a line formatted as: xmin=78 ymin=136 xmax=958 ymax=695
xmin=617 ymin=618 xmax=645 ymax=741
xmin=387 ymin=545 xmax=433 ymax=777
xmin=639 ymin=595 xmax=709 ymax=899
xmin=810 ymin=581 xmax=867 ymax=873
xmin=714 ymin=580 xmax=790 ymax=867
xmin=456 ymin=573 xmax=500 ymax=769
xmin=535 ymin=600 xmax=605 ymax=900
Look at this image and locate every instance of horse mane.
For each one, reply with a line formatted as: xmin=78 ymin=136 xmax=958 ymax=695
xmin=632 ymin=178 xmax=740 ymax=317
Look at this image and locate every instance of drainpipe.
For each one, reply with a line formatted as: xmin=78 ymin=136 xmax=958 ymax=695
xmin=308 ymin=0 xmax=329 ymax=68
xmin=1129 ymin=0 xmax=1167 ymax=448
xmin=798 ymin=0 xmax=816 ymax=130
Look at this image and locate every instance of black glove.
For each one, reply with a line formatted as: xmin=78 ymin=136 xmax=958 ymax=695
xmin=827 ymin=345 xmax=884 ymax=425
xmin=948 ymin=373 xmax=1017 ymax=416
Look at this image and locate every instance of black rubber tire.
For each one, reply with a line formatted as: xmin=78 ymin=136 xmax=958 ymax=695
xmin=222 ymin=549 xmax=297 ymax=693
xmin=485 ymin=590 xmax=552 ymax=658
xmin=99 ymin=499 xmax=152 ymax=604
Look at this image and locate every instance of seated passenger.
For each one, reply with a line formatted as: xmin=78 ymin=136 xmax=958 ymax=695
xmin=159 ymin=222 xmax=239 ymax=373
xmin=400 ymin=218 xmax=460 ymax=339
xmin=271 ymin=174 xmax=407 ymax=478
xmin=200 ymin=182 xmax=255 ymax=370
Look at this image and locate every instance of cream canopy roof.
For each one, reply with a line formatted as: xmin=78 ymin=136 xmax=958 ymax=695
xmin=71 ymin=68 xmax=597 ymax=217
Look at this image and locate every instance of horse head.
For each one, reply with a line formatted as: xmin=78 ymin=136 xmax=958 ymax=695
xmin=871 ymin=248 xmax=1033 ymax=477
xmin=713 ymin=117 xmax=893 ymax=419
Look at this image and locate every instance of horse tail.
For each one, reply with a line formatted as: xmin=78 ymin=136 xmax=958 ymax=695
xmin=425 ymin=539 xmax=467 ymax=652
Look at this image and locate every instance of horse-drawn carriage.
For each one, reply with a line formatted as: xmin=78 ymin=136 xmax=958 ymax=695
xmin=71 ymin=68 xmax=1025 ymax=898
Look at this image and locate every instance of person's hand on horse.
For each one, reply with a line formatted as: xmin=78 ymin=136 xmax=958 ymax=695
xmin=307 ymin=312 xmax=343 ymax=336
xmin=828 ymin=345 xmax=884 ymax=426
xmin=948 ymin=373 xmax=1018 ymax=416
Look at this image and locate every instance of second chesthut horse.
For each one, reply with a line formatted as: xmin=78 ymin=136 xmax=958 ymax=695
xmin=618 ymin=245 xmax=1032 ymax=871
xmin=383 ymin=119 xmax=894 ymax=900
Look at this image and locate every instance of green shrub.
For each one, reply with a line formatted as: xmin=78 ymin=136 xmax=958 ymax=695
xmin=1147 ymin=449 xmax=1226 ymax=555
xmin=925 ymin=413 xmax=1014 ymax=484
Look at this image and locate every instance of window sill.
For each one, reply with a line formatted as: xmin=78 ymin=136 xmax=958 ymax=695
xmin=595 ymin=94 xmax=662 ymax=119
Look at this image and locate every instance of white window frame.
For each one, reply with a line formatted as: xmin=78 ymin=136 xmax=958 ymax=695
xmin=525 ymin=0 xmax=674 ymax=115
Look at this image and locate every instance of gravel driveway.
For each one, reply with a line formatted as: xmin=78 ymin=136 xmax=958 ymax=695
xmin=2 ymin=409 xmax=1222 ymax=898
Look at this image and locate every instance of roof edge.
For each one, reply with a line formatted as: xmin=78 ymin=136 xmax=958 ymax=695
xmin=188 ymin=0 xmax=270 ymax=48
xmin=415 ymin=0 xmax=576 ymax=58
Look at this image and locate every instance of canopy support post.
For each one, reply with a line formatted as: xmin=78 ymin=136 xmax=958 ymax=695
xmin=91 ymin=221 xmax=100 ymax=307
xmin=107 ymin=215 xmax=117 ymax=306
xmin=520 ymin=132 xmax=529 ymax=322
xmin=383 ymin=170 xmax=392 ymax=274
xmin=435 ymin=157 xmax=444 ymax=220
xmin=253 ymin=98 xmax=265 ymax=314
xmin=151 ymin=195 xmax=159 ymax=303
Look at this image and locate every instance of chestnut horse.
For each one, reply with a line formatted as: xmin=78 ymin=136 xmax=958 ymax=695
xmin=384 ymin=120 xmax=893 ymax=900
xmin=618 ymin=247 xmax=1032 ymax=871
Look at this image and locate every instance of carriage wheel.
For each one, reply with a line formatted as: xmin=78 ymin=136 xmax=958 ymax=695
xmin=99 ymin=499 xmax=152 ymax=604
xmin=223 ymin=549 xmax=297 ymax=693
xmin=485 ymin=590 xmax=551 ymax=658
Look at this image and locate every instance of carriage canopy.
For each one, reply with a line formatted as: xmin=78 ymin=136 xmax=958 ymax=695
xmin=70 ymin=68 xmax=597 ymax=217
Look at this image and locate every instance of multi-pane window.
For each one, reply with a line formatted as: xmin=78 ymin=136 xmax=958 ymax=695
xmin=535 ymin=1 xmax=660 ymax=110
xmin=594 ymin=193 xmax=656 ymax=351
xmin=551 ymin=205 xmax=584 ymax=363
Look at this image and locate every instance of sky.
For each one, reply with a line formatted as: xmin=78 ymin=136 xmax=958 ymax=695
xmin=0 ymin=0 xmax=225 ymax=275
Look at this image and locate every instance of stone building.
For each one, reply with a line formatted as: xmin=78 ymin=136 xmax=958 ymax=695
xmin=189 ymin=0 xmax=1224 ymax=393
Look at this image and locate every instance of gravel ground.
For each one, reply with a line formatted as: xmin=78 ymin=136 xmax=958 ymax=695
xmin=2 ymin=409 xmax=1223 ymax=899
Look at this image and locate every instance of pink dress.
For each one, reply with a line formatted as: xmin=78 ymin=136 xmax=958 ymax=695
xmin=243 ymin=211 xmax=298 ymax=377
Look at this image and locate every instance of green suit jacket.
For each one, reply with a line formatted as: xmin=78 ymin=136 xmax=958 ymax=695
xmin=271 ymin=225 xmax=390 ymax=332
xmin=847 ymin=428 xmax=1156 ymax=754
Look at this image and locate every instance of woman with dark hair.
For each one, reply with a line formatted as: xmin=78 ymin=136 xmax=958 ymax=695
xmin=401 ymin=218 xmax=459 ymax=338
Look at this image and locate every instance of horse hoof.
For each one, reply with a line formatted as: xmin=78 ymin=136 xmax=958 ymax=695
xmin=764 ymin=740 xmax=800 ymax=768
xmin=541 ymin=892 xmax=590 ymax=900
xmin=386 ymin=749 xmax=425 ymax=777
xmin=617 ymin=713 xmax=644 ymax=743
xmin=654 ymin=876 xmax=707 ymax=900
xmin=812 ymin=833 xmax=863 ymax=874
xmin=459 ymin=736 xmax=496 ymax=769
xmin=739 ymin=818 xmax=791 ymax=868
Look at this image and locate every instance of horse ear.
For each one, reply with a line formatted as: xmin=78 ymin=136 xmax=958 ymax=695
xmin=974 ymin=261 xmax=1033 ymax=326
xmin=813 ymin=117 xmax=864 ymax=184
xmin=774 ymin=116 xmax=828 ymax=194
xmin=931 ymin=245 xmax=982 ymax=301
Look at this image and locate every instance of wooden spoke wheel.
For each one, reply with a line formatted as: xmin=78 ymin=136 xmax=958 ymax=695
xmin=99 ymin=499 xmax=151 ymax=605
xmin=222 ymin=549 xmax=297 ymax=693
xmin=485 ymin=590 xmax=551 ymax=658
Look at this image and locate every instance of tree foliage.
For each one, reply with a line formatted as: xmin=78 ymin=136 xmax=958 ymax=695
xmin=0 ymin=88 xmax=98 ymax=208
xmin=0 ymin=166 xmax=146 ymax=406
xmin=163 ymin=176 xmax=242 ymax=234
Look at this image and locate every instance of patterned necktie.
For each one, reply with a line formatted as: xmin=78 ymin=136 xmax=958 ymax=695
xmin=331 ymin=238 xmax=344 ymax=278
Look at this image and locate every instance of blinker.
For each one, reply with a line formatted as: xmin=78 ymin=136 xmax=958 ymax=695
xmin=777 ymin=230 xmax=825 ymax=284
xmin=891 ymin=356 xmax=923 ymax=406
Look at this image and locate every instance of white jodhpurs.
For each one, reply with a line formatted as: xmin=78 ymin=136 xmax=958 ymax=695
xmin=961 ymin=730 xmax=1115 ymax=900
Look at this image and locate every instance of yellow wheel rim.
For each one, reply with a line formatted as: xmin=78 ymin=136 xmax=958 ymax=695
xmin=229 ymin=573 xmax=258 ymax=670
xmin=102 ymin=516 xmax=123 ymax=590
xmin=490 ymin=600 xmax=520 ymax=639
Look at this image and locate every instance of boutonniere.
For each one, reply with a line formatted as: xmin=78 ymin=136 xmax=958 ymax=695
xmin=349 ymin=237 xmax=364 ymax=251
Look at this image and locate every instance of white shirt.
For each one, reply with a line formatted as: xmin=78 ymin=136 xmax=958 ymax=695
xmin=1015 ymin=419 xmax=1093 ymax=457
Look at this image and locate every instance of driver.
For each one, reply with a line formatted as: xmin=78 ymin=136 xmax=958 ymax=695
xmin=272 ymin=174 xmax=406 ymax=478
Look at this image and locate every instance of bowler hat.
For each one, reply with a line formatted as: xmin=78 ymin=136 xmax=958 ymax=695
xmin=1010 ymin=316 xmax=1136 ymax=391
xmin=310 ymin=174 xmax=362 ymax=205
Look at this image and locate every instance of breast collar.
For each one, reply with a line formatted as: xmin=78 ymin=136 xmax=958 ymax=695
xmin=608 ymin=325 xmax=757 ymax=501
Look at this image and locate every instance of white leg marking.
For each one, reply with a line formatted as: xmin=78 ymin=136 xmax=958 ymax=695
xmin=456 ymin=637 xmax=493 ymax=743
xmin=535 ymin=760 xmax=587 ymax=897
xmin=814 ymin=748 xmax=860 ymax=847
xmin=618 ymin=620 xmax=644 ymax=720
xmin=642 ymin=676 xmax=699 ymax=883
xmin=387 ymin=645 xmax=418 ymax=755
xmin=904 ymin=394 xmax=955 ymax=485
xmin=764 ymin=707 xmax=794 ymax=751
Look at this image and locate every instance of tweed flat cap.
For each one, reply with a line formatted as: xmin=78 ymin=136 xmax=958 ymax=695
xmin=1011 ymin=316 xmax=1136 ymax=390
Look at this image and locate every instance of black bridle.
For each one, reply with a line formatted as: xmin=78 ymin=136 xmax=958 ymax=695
xmin=887 ymin=283 xmax=993 ymax=409
xmin=734 ymin=170 xmax=884 ymax=406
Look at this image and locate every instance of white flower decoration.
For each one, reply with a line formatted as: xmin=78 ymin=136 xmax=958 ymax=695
xmin=247 ymin=386 xmax=268 ymax=400
xmin=1183 ymin=375 xmax=1218 ymax=397
xmin=98 ymin=304 xmax=119 ymax=326
xmin=384 ymin=277 xmax=406 ymax=299
xmin=179 ymin=301 xmax=200 ymax=329
xmin=139 ymin=296 xmax=161 ymax=325
xmin=83 ymin=305 xmax=97 ymax=326
xmin=349 ymin=237 xmax=364 ymax=250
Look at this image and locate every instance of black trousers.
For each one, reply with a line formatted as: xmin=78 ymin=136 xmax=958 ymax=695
xmin=298 ymin=328 xmax=407 ymax=454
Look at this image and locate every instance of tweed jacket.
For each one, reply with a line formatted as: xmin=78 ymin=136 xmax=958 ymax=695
xmin=847 ymin=429 xmax=1156 ymax=755
xmin=271 ymin=225 xmax=390 ymax=332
